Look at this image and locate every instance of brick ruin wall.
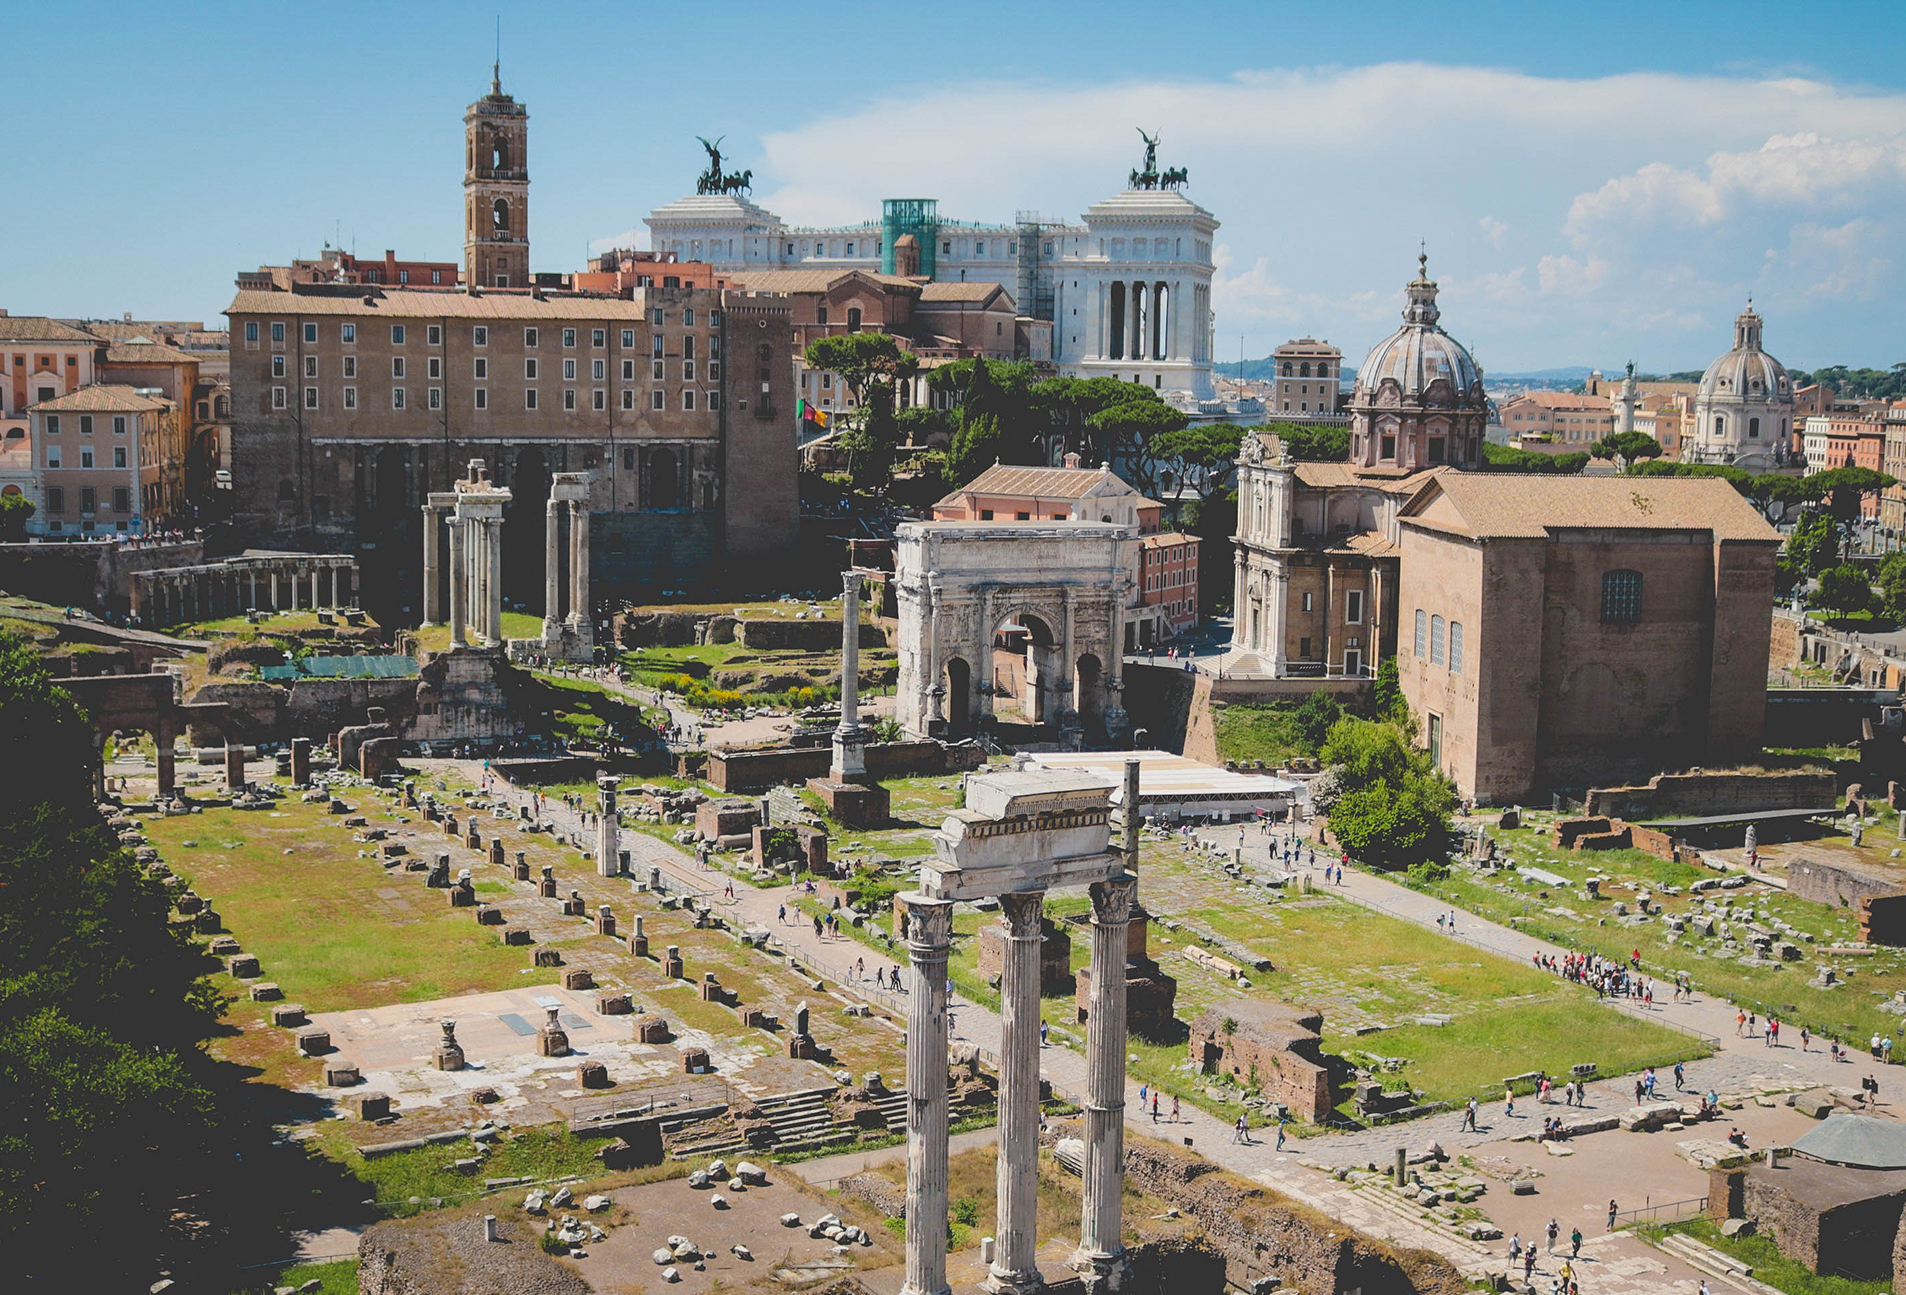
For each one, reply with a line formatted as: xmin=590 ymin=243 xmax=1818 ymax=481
xmin=1584 ymin=771 xmax=1837 ymax=820
xmin=707 ymin=738 xmax=984 ymax=793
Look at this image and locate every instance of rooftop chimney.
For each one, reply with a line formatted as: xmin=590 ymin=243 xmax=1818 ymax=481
xmin=1062 ymin=452 xmax=1081 ymax=469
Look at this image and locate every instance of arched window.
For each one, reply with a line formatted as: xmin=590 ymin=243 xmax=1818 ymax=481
xmin=492 ymin=198 xmax=509 ymax=233
xmin=1713 ymin=415 xmax=1725 ymax=437
xmin=1601 ymin=569 xmax=1643 ymax=624
xmin=1449 ymin=622 xmax=1463 ymax=674
xmin=491 ymin=134 xmax=509 ymax=171
xmin=276 ymin=478 xmax=296 ymax=503
xmin=1430 ymin=615 xmax=1446 ymax=665
xmin=847 ymin=307 xmax=862 ymax=333
xmin=1749 ymin=417 xmax=1760 ymax=439
xmin=1299 ymin=362 xmax=1311 ymax=377
xmin=1317 ymin=362 xmax=1329 ymax=379
xmin=1280 ymin=362 xmax=1292 ymax=377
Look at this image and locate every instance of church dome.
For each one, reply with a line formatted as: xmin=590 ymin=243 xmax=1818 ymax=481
xmin=1352 ymin=255 xmax=1484 ymax=408
xmin=1698 ymin=304 xmax=1791 ymax=404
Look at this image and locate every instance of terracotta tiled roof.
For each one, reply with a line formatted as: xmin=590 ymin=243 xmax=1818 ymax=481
xmin=939 ymin=463 xmax=1143 ymax=505
xmin=727 ymin=269 xmax=921 ymax=295
xmin=1399 ymin=472 xmax=1779 ymax=542
xmin=1504 ymin=391 xmax=1613 ymax=411
xmin=225 ymin=288 xmax=656 ymax=321
xmin=29 ymin=384 xmax=171 ymax=413
xmin=1291 ymin=462 xmax=1446 ymax=493
xmin=1139 ymin=532 xmax=1196 ymax=548
xmin=0 ymin=315 xmax=99 ymax=344
xmin=918 ymin=282 xmax=1009 ymax=303
xmin=104 ymin=341 xmax=198 ymax=365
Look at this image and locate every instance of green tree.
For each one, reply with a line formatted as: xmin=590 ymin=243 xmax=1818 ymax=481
xmin=0 ymin=493 xmax=34 ymax=542
xmin=1483 ymin=443 xmax=1588 ymax=474
xmin=1590 ymin=431 xmax=1662 ymax=466
xmin=1087 ymin=389 xmax=1187 ymax=498
xmin=804 ymin=334 xmax=919 ymax=490
xmin=1877 ymin=552 xmax=1906 ymax=622
xmin=1254 ymin=421 xmax=1349 ymax=462
xmin=948 ymin=412 xmax=1003 ymax=486
xmin=1319 ymin=717 xmax=1416 ymax=792
xmin=1150 ymin=423 xmax=1245 ymax=520
xmin=1785 ymin=511 xmax=1842 ymax=577
xmin=1372 ymin=656 xmax=1403 ymax=718
xmin=1807 ymin=466 xmax=1897 ymax=527
xmin=1289 ymin=690 xmax=1348 ymax=752
xmin=1327 ymin=778 xmax=1453 ymax=870
xmin=1814 ymin=563 xmax=1874 ymax=617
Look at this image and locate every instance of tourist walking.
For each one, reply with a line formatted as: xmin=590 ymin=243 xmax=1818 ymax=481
xmin=1607 ymin=1199 xmax=1618 ymax=1230
xmin=1546 ymin=1217 xmax=1559 ymax=1253
xmin=1461 ymin=1097 xmax=1477 ymax=1131
xmin=1151 ymin=1093 xmax=1160 ymax=1122
xmin=1171 ymin=1094 xmax=1181 ymax=1122
xmin=1570 ymin=1225 xmax=1582 ymax=1257
xmin=1233 ymin=1114 xmax=1250 ymax=1144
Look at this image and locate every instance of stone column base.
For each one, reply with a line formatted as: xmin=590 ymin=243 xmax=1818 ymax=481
xmin=805 ymin=777 xmax=890 ymax=828
xmin=1068 ymin=1246 xmax=1128 ymax=1293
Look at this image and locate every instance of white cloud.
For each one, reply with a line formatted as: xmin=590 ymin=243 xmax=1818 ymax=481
xmin=588 ymin=227 xmax=646 ymax=255
xmin=617 ymin=63 xmax=1906 ymax=369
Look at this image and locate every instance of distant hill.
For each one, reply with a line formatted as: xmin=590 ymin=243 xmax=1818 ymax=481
xmin=1224 ymin=355 xmax=1355 ymax=384
xmin=1486 ymin=365 xmax=1608 ymax=383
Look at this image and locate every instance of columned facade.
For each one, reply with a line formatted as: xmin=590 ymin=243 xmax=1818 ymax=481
xmin=423 ymin=459 xmax=511 ymax=651
xmin=130 ymin=552 xmax=359 ymax=629
xmin=535 ymin=471 xmax=594 ymax=662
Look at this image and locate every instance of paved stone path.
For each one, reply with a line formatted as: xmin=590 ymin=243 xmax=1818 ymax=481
xmin=467 ymin=763 xmax=1896 ymax=1292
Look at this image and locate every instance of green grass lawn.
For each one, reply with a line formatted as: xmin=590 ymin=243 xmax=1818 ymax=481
xmin=142 ymin=798 xmax=533 ymax=1012
xmin=1211 ymin=702 xmax=1318 ymax=766
xmin=410 ymin=611 xmax=545 ymax=655
xmin=1412 ymin=812 xmax=1906 ymax=1045
xmin=524 ymin=672 xmax=662 ymax=744
xmin=1642 ymin=1217 xmax=1891 ymax=1295
xmin=168 ymin=608 xmax=384 ymax=638
xmin=234 ymin=1258 xmax=358 ymax=1295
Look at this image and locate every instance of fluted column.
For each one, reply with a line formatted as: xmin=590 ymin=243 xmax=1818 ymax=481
xmin=487 ymin=517 xmax=504 ymax=644
xmin=833 ymin=570 xmax=866 ymax=779
xmin=421 ymin=507 xmax=442 ymax=622
xmin=977 ymin=588 xmax=994 ymax=720
xmin=900 ymin=896 xmax=954 ymax=1295
xmin=544 ymin=497 xmax=563 ymax=632
xmin=567 ymin=500 xmax=588 ymax=626
xmin=447 ymin=516 xmax=467 ymax=648
xmin=987 ymin=891 xmax=1047 ymax=1295
xmin=1072 ymin=871 xmax=1136 ymax=1291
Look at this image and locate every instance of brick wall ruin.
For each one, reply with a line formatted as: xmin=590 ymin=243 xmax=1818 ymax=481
xmin=1584 ymin=770 xmax=1836 ymax=820
xmin=1186 ymin=1003 xmax=1334 ymax=1123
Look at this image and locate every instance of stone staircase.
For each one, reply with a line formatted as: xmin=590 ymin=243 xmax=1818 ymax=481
xmin=765 ymin=786 xmax=816 ymax=827
xmin=1653 ymin=1230 xmax=1783 ymax=1295
xmin=1328 ymin=1177 xmax=1502 ymax=1275
xmin=666 ymin=1083 xmax=914 ymax=1160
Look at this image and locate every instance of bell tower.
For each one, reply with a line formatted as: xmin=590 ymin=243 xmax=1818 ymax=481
xmin=463 ymin=62 xmax=529 ymax=288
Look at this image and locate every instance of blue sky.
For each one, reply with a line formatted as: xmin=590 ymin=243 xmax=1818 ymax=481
xmin=8 ymin=0 xmax=1905 ymax=374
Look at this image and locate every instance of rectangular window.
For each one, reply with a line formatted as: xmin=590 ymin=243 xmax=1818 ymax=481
xmin=428 ymin=386 xmax=441 ymax=410
xmin=391 ymin=357 xmax=406 ymax=378
xmin=622 ymin=359 xmax=635 ymax=381
xmin=1449 ymin=621 xmax=1464 ymax=674
xmin=621 ymin=389 xmax=635 ymax=410
xmin=650 ymin=308 xmax=664 ymax=325
xmin=651 ymin=359 xmax=664 ymax=380
xmin=427 ymin=324 xmax=442 ymax=345
xmin=1427 ymin=712 xmax=1442 ymax=767
xmin=79 ymin=414 xmax=93 ymax=435
xmin=621 ymin=329 xmax=635 ymax=348
xmin=271 ymin=355 xmax=286 ymax=378
xmin=272 ymin=386 xmax=286 ymax=409
xmin=427 ymin=356 xmax=441 ymax=379
xmin=113 ymin=486 xmax=129 ymax=512
xmin=562 ymin=328 xmax=577 ymax=348
xmin=271 ymin=321 xmax=285 ymax=344
xmin=473 ymin=326 xmax=488 ymax=346
xmin=80 ymin=487 xmax=96 ymax=513
xmin=391 ymin=324 xmax=406 ymax=345
xmin=525 ymin=327 xmax=539 ymax=348
xmin=304 ymin=386 xmax=318 ymax=409
xmin=524 ymin=358 xmax=538 ymax=379
xmin=651 ymin=390 xmax=664 ymax=410
xmin=45 ymin=486 xmax=63 ymax=512
xmin=45 ymin=445 xmax=61 ymax=467
xmin=682 ymin=390 xmax=696 ymax=411
xmin=341 ymin=323 xmax=356 ymax=343
xmin=525 ymin=389 xmax=538 ymax=410
xmin=683 ymin=335 xmax=696 ymax=360
xmin=1346 ymin=589 xmax=1364 ymax=624
xmin=302 ymin=322 xmax=318 ymax=343
xmin=303 ymin=355 xmax=318 ymax=378
xmin=683 ymin=307 xmax=696 ymax=326
xmin=563 ymin=358 xmax=577 ymax=380
xmin=592 ymin=328 xmax=605 ymax=348
xmin=708 ymin=361 xmax=721 ymax=382
xmin=80 ymin=447 xmax=94 ymax=468
xmin=45 ymin=415 xmax=59 ymax=435
xmin=651 ymin=335 xmax=664 ymax=358
xmin=591 ymin=359 xmax=605 ymax=381
xmin=624 ymin=448 xmax=636 ymax=469
xmin=112 ymin=416 xmax=126 ymax=435
xmin=709 ymin=310 xmax=721 ymax=327
xmin=244 ymin=321 xmax=259 ymax=344
xmin=392 ymin=387 xmax=406 ymax=410
xmin=474 ymin=357 xmax=488 ymax=380
xmin=1301 ymin=591 xmax=1313 ymax=613
xmin=474 ymin=387 xmax=487 ymax=410
xmin=563 ymin=389 xmax=576 ymax=411
xmin=343 ymin=386 xmax=357 ymax=409
xmin=342 ymin=355 xmax=357 ymax=378
xmin=708 ymin=390 xmax=722 ymax=411
xmin=1414 ymin=608 xmax=1427 ymax=658
xmin=683 ymin=361 xmax=696 ymax=381
xmin=709 ymin=335 xmax=721 ymax=358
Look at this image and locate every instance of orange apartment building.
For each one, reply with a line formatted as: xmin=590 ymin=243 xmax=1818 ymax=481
xmin=932 ymin=456 xmax=1199 ymax=644
xmin=30 ymin=385 xmax=181 ymax=536
xmin=1804 ymin=414 xmax=1889 ymax=519
xmin=1498 ymin=390 xmax=1617 ymax=448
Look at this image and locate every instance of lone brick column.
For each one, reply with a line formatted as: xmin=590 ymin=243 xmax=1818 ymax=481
xmin=987 ymin=891 xmax=1047 ymax=1295
xmin=225 ymin=742 xmax=246 ymax=791
xmin=1072 ymin=872 xmax=1136 ymax=1292
xmin=596 ymin=774 xmax=618 ymax=878
xmin=901 ymin=895 xmax=954 ymax=1295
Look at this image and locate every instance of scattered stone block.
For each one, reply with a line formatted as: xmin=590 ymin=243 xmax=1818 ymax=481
xmin=227 ymin=953 xmax=262 ymax=978
xmin=502 ymin=926 xmax=532 ymax=946
xmin=323 ymin=1062 xmax=361 ymax=1087
xmin=634 ymin=1014 xmax=670 ymax=1044
xmin=295 ymin=1028 xmax=331 ymax=1057
xmin=272 ymin=1003 xmax=307 ymax=1027
xmin=596 ymin=992 xmax=633 ymax=1016
xmin=562 ymin=968 xmax=595 ymax=991
xmin=533 ymin=947 xmax=563 ymax=967
xmin=682 ymin=1046 xmax=711 ymax=1074
xmin=576 ymin=1061 xmax=611 ymax=1089
xmin=348 ymin=1092 xmax=391 ymax=1120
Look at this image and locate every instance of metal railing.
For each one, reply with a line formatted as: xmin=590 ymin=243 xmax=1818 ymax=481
xmin=1618 ymin=1195 xmax=1708 ymax=1226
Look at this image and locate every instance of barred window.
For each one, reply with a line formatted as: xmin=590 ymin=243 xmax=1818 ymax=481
xmin=1430 ymin=614 xmax=1445 ymax=666
xmin=1449 ymin=621 xmax=1463 ymax=674
xmin=1601 ymin=569 xmax=1643 ymax=624
xmin=1414 ymin=608 xmax=1427 ymax=658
